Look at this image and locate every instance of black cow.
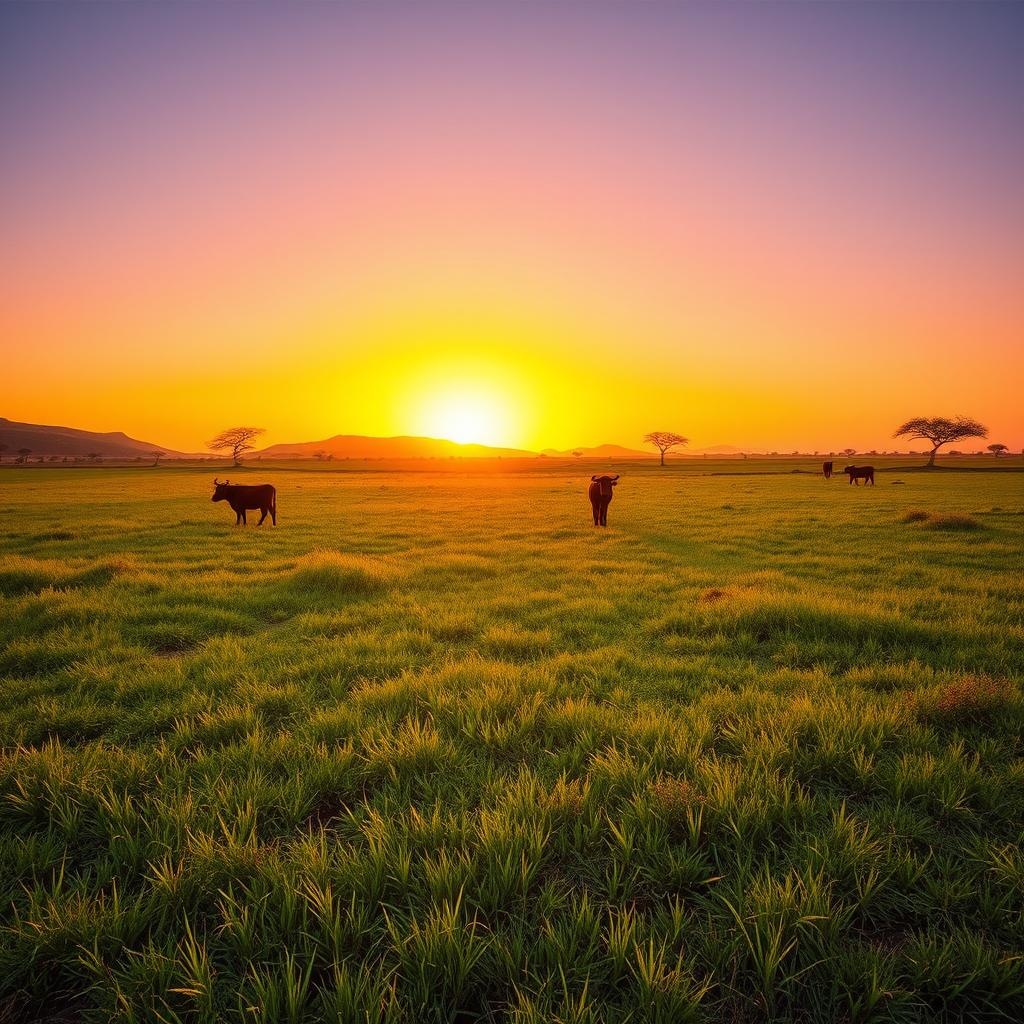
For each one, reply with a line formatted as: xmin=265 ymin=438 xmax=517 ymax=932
xmin=822 ymin=461 xmax=833 ymax=479
xmin=212 ymin=478 xmax=277 ymax=525
xmin=843 ymin=465 xmax=874 ymax=486
xmin=588 ymin=474 xmax=619 ymax=526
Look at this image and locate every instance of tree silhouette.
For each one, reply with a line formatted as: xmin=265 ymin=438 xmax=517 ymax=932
xmin=893 ymin=416 xmax=988 ymax=467
xmin=987 ymin=443 xmax=1007 ymax=458
xmin=87 ymin=452 xmax=101 ymax=463
xmin=571 ymin=449 xmax=584 ymax=458
xmin=643 ymin=431 xmax=689 ymax=466
xmin=208 ymin=426 xmax=265 ymax=466
xmin=842 ymin=448 xmax=857 ymax=458
xmin=152 ymin=451 xmax=165 ymax=467
xmin=17 ymin=447 xmax=31 ymax=464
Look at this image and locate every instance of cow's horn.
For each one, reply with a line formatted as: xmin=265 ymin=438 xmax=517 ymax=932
xmin=213 ymin=477 xmax=220 ymax=485
xmin=591 ymin=475 xmax=599 ymax=481
xmin=612 ymin=474 xmax=620 ymax=480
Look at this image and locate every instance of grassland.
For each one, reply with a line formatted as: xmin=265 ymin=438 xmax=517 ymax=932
xmin=1 ymin=460 xmax=1022 ymax=1023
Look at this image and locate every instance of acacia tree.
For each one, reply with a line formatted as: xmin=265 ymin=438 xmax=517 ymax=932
xmin=152 ymin=451 xmax=165 ymax=467
xmin=893 ymin=416 xmax=988 ymax=467
xmin=571 ymin=449 xmax=584 ymax=458
xmin=842 ymin=448 xmax=857 ymax=458
xmin=208 ymin=426 xmax=265 ymax=466
xmin=987 ymin=444 xmax=1007 ymax=458
xmin=17 ymin=447 xmax=31 ymax=464
xmin=643 ymin=431 xmax=689 ymax=466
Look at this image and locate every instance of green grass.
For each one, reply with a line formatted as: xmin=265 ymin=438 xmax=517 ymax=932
xmin=1 ymin=461 xmax=1022 ymax=1022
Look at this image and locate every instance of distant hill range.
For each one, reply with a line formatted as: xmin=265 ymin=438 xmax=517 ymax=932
xmin=542 ymin=443 xmax=751 ymax=458
xmin=253 ymin=434 xmax=536 ymax=460
xmin=1 ymin=416 xmax=757 ymax=462
xmin=0 ymin=417 xmax=192 ymax=459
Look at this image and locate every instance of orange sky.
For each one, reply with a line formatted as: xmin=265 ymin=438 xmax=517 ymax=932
xmin=2 ymin=4 xmax=1022 ymax=453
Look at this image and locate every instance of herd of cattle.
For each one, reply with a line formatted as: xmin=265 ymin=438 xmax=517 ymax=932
xmin=211 ymin=462 xmax=876 ymax=528
xmin=210 ymin=463 xmax=873 ymax=528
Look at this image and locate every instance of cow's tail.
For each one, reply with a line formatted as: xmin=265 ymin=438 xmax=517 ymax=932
xmin=272 ymin=487 xmax=277 ymax=519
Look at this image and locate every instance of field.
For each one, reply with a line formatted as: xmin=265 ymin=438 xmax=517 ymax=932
xmin=1 ymin=460 xmax=1023 ymax=1023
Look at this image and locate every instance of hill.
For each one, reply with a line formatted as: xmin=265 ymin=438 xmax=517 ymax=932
xmin=254 ymin=434 xmax=537 ymax=460
xmin=0 ymin=417 xmax=188 ymax=459
xmin=541 ymin=443 xmax=654 ymax=458
xmin=541 ymin=443 xmax=755 ymax=458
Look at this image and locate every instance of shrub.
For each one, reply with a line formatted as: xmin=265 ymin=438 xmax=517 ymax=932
xmin=902 ymin=509 xmax=929 ymax=523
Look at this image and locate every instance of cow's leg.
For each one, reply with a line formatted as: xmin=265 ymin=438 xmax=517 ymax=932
xmin=235 ymin=509 xmax=242 ymax=525
xmin=241 ymin=509 xmax=247 ymax=524
xmin=257 ymin=507 xmax=267 ymax=525
xmin=592 ymin=501 xmax=599 ymax=526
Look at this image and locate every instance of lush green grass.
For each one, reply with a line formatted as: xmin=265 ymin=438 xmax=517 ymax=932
xmin=1 ymin=462 xmax=1022 ymax=1023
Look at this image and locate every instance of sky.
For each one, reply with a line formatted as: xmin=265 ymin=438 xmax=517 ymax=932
xmin=2 ymin=1 xmax=1022 ymax=453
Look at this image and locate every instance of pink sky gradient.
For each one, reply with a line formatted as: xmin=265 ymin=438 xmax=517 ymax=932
xmin=2 ymin=3 xmax=1021 ymax=452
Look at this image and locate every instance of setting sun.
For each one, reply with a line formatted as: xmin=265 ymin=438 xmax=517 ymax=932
xmin=413 ymin=386 xmax=512 ymax=447
xmin=428 ymin=394 xmax=499 ymax=446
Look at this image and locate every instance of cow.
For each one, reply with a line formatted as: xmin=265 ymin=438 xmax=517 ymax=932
xmin=843 ymin=465 xmax=874 ymax=486
xmin=212 ymin=478 xmax=277 ymax=525
xmin=822 ymin=461 xmax=833 ymax=479
xmin=588 ymin=474 xmax=619 ymax=526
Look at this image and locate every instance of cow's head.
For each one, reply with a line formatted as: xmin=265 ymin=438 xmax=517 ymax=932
xmin=842 ymin=465 xmax=856 ymax=474
xmin=591 ymin=473 xmax=620 ymax=496
xmin=212 ymin=478 xmax=230 ymax=502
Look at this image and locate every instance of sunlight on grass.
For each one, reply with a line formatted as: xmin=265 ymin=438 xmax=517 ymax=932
xmin=1 ymin=463 xmax=1022 ymax=1021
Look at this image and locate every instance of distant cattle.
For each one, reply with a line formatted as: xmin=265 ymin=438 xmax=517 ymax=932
xmin=212 ymin=479 xmax=277 ymax=525
xmin=588 ymin=474 xmax=619 ymax=526
xmin=843 ymin=465 xmax=874 ymax=486
xmin=822 ymin=461 xmax=833 ymax=479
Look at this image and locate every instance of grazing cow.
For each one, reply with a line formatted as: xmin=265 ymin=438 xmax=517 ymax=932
xmin=843 ymin=465 xmax=874 ymax=486
xmin=212 ymin=478 xmax=277 ymax=525
xmin=588 ymin=474 xmax=619 ymax=526
xmin=822 ymin=461 xmax=833 ymax=479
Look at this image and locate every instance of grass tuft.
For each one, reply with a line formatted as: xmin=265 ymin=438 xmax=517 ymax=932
xmin=919 ymin=674 xmax=1016 ymax=726
xmin=926 ymin=513 xmax=983 ymax=530
xmin=287 ymin=549 xmax=394 ymax=597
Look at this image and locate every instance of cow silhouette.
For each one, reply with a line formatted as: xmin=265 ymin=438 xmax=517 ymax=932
xmin=843 ymin=465 xmax=874 ymax=486
xmin=822 ymin=461 xmax=833 ymax=479
xmin=212 ymin=478 xmax=277 ymax=525
xmin=588 ymin=474 xmax=619 ymax=526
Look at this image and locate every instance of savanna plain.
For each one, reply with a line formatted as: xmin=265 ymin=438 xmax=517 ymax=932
xmin=1 ymin=460 xmax=1022 ymax=1024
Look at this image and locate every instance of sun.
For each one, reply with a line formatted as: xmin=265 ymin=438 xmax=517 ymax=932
xmin=424 ymin=391 xmax=503 ymax=446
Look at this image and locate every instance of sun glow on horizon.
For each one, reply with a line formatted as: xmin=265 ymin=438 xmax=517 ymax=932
xmin=414 ymin=387 xmax=512 ymax=447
